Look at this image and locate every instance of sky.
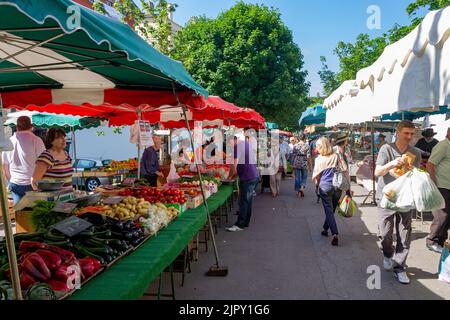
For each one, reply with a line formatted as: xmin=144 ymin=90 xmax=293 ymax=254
xmin=167 ymin=0 xmax=420 ymax=97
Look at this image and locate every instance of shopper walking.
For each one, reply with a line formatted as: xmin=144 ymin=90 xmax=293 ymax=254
xmin=269 ymin=142 xmax=287 ymax=197
xmin=426 ymin=127 xmax=450 ymax=253
xmin=416 ymin=128 xmax=439 ymax=161
xmin=2 ymin=116 xmax=45 ymax=204
xmin=333 ymin=133 xmax=351 ymax=195
xmin=291 ymin=133 xmax=311 ymax=197
xmin=374 ymin=120 xmax=422 ymax=285
xmin=312 ymin=137 xmax=346 ymax=246
xmin=226 ymin=136 xmax=260 ymax=232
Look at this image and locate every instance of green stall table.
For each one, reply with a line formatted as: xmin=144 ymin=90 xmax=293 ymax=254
xmin=69 ymin=185 xmax=234 ymax=300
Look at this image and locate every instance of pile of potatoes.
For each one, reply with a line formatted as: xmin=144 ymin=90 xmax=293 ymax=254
xmin=102 ymin=196 xmax=152 ymax=221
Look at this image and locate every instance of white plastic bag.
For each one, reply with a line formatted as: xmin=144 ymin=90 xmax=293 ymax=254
xmin=409 ymin=168 xmax=446 ymax=212
xmin=383 ymin=171 xmax=412 ymax=202
xmin=167 ymin=161 xmax=180 ymax=183
xmin=379 ymin=195 xmax=412 ymax=213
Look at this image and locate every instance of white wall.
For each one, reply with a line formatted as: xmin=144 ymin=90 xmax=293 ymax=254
xmin=73 ymin=126 xmax=137 ymax=161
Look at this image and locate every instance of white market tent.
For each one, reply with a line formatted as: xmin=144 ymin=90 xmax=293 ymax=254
xmin=324 ymin=6 xmax=450 ymax=126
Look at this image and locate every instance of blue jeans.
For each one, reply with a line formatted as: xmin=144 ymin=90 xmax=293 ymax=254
xmin=8 ymin=182 xmax=33 ymax=205
xmin=236 ymin=178 xmax=259 ymax=229
xmin=319 ymin=187 xmax=342 ymax=236
xmin=294 ymin=168 xmax=308 ymax=192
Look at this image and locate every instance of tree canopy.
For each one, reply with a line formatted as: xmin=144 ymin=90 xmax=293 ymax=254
xmin=172 ymin=2 xmax=310 ymax=129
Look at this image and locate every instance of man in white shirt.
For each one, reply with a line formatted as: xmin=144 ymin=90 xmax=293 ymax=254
xmin=2 ymin=116 xmax=45 ymax=204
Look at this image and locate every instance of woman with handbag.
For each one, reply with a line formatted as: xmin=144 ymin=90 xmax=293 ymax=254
xmin=291 ymin=133 xmax=312 ymax=198
xmin=313 ymin=137 xmax=348 ymax=246
xmin=269 ymin=144 xmax=286 ymax=197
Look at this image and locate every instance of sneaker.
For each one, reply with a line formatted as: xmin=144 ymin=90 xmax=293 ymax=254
xmin=226 ymin=225 xmax=244 ymax=232
xmin=383 ymin=257 xmax=393 ymax=271
xmin=394 ymin=271 xmax=410 ymax=285
xmin=426 ymin=243 xmax=443 ymax=254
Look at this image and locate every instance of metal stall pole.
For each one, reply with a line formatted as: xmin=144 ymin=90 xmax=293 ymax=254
xmin=181 ymin=106 xmax=228 ymax=276
xmin=0 ymin=100 xmax=22 ymax=299
xmin=172 ymin=84 xmax=227 ymax=276
xmin=371 ymin=119 xmax=377 ymax=205
xmin=72 ymin=127 xmax=78 ymax=191
xmin=137 ymin=109 xmax=142 ymax=180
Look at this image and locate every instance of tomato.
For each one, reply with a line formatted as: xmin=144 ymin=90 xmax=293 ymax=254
xmin=173 ymin=196 xmax=179 ymax=203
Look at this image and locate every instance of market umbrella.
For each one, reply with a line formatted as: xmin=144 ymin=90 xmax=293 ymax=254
xmin=5 ymin=110 xmax=102 ymax=132
xmin=0 ymin=0 xmax=207 ymax=97
xmin=299 ymin=105 xmax=326 ymax=128
xmin=265 ymin=122 xmax=279 ymax=130
xmin=0 ymin=0 xmax=211 ymax=299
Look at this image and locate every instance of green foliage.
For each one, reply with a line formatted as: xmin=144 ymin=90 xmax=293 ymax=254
xmin=92 ymin=0 xmax=177 ymax=56
xmin=318 ymin=56 xmax=339 ymax=96
xmin=172 ymin=2 xmax=310 ymax=128
xmin=406 ymin=0 xmax=450 ymax=16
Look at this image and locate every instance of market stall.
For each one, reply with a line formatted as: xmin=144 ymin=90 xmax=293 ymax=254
xmin=0 ymin=0 xmax=211 ymax=299
xmin=323 ymin=6 xmax=450 ymax=206
xmin=299 ymin=104 xmax=326 ymax=129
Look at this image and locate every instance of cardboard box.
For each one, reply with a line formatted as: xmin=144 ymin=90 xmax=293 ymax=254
xmin=186 ymin=195 xmax=203 ymax=209
xmin=165 ymin=203 xmax=187 ymax=214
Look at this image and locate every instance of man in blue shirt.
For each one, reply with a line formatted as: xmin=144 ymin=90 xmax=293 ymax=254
xmin=141 ymin=136 xmax=164 ymax=187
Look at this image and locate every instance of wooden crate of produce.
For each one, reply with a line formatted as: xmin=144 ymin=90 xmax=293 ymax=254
xmin=15 ymin=210 xmax=35 ymax=233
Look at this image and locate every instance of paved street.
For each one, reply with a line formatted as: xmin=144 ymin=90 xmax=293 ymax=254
xmin=148 ymin=178 xmax=450 ymax=300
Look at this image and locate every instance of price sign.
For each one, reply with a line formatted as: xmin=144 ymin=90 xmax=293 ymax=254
xmin=51 ymin=202 xmax=78 ymax=214
xmin=103 ymin=196 xmax=125 ymax=205
xmin=52 ymin=216 xmax=93 ymax=238
xmin=122 ymin=178 xmax=137 ymax=186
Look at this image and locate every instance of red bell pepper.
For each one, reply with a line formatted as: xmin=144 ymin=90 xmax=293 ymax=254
xmin=35 ymin=249 xmax=62 ymax=271
xmin=48 ymin=279 xmax=70 ymax=293
xmin=46 ymin=245 xmax=75 ymax=263
xmin=20 ymin=272 xmax=36 ymax=290
xmin=80 ymin=261 xmax=95 ymax=278
xmin=21 ymin=253 xmax=51 ymax=282
xmin=19 ymin=241 xmax=47 ymax=255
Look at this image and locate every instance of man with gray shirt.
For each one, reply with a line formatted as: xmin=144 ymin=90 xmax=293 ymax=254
xmin=375 ymin=120 xmax=422 ymax=285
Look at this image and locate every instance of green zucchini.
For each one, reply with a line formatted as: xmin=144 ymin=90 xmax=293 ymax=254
xmin=13 ymin=232 xmax=44 ymax=242
xmin=75 ymin=245 xmax=106 ymax=265
xmin=82 ymin=246 xmax=113 ymax=256
xmin=44 ymin=232 xmax=67 ymax=242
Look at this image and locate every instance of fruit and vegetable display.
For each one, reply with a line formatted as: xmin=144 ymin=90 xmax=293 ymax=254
xmin=118 ymin=187 xmax=188 ymax=205
xmin=138 ymin=203 xmax=179 ymax=236
xmin=77 ymin=196 xmax=153 ymax=221
xmin=31 ymin=201 xmax=70 ymax=232
xmin=109 ymin=159 xmax=138 ymax=170
xmin=176 ymin=164 xmax=230 ymax=179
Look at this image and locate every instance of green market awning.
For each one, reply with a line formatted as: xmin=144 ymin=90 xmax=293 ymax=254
xmin=5 ymin=110 xmax=102 ymax=132
xmin=299 ymin=105 xmax=326 ymax=128
xmin=0 ymin=0 xmax=208 ymax=101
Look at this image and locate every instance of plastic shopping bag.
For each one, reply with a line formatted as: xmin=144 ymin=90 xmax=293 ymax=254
xmin=337 ymin=195 xmax=358 ymax=218
xmin=410 ymin=168 xmax=446 ymax=212
xmin=438 ymin=243 xmax=450 ymax=284
xmin=379 ymin=195 xmax=412 ymax=213
xmin=383 ymin=171 xmax=412 ymax=202
xmin=167 ymin=161 xmax=180 ymax=183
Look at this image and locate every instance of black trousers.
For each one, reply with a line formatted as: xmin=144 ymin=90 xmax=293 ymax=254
xmin=144 ymin=174 xmax=158 ymax=187
xmin=427 ymin=188 xmax=450 ymax=246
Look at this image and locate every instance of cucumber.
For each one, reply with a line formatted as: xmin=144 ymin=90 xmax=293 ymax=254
xmin=44 ymin=232 xmax=66 ymax=242
xmin=82 ymin=239 xmax=106 ymax=247
xmin=82 ymin=246 xmax=112 ymax=256
xmin=13 ymin=232 xmax=44 ymax=242
xmin=75 ymin=245 xmax=106 ymax=265
xmin=92 ymin=230 xmax=112 ymax=238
